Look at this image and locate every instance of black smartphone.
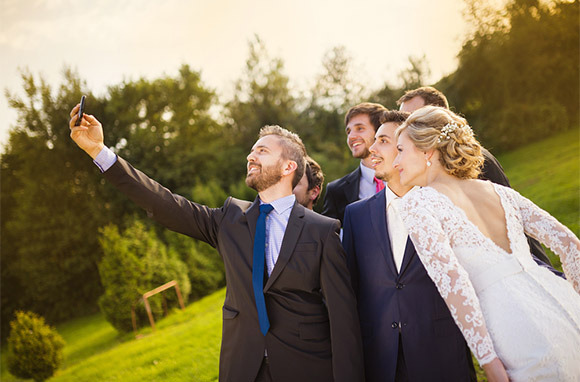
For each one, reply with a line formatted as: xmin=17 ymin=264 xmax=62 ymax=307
xmin=74 ymin=95 xmax=86 ymax=126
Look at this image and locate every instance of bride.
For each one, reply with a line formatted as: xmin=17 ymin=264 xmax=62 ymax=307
xmin=392 ymin=106 xmax=580 ymax=382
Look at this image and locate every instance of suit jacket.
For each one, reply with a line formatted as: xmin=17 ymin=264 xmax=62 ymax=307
xmin=103 ymin=157 xmax=364 ymax=382
xmin=342 ymin=190 xmax=475 ymax=382
xmin=322 ymin=167 xmax=361 ymax=227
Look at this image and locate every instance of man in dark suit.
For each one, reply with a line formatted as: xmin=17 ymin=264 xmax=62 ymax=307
xmin=343 ymin=110 xmax=475 ymax=381
xmin=68 ymin=105 xmax=364 ymax=382
xmin=322 ymin=103 xmax=387 ymax=226
xmin=398 ymin=86 xmax=554 ymax=266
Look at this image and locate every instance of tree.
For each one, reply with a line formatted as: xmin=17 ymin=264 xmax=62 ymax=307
xmin=98 ymin=220 xmax=191 ymax=333
xmin=224 ymin=36 xmax=299 ymax=189
xmin=1 ymin=69 xmax=109 ymax=338
xmin=441 ymin=0 xmax=578 ymax=151
xmin=7 ymin=311 xmax=65 ymax=382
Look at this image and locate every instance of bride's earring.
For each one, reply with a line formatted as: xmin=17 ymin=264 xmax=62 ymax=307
xmin=426 ymin=160 xmax=432 ymax=167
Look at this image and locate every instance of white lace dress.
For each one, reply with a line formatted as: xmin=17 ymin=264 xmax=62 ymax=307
xmin=400 ymin=183 xmax=580 ymax=382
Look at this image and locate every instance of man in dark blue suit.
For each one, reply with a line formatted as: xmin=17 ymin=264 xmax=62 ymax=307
xmin=343 ymin=110 xmax=475 ymax=382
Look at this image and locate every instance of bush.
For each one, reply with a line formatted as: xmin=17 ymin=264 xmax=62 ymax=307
xmin=7 ymin=311 xmax=65 ymax=382
xmin=164 ymin=230 xmax=225 ymax=300
xmin=98 ymin=220 xmax=191 ymax=333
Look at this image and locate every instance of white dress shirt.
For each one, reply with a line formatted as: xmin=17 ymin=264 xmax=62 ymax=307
xmin=385 ymin=186 xmax=408 ymax=273
xmin=359 ymin=162 xmax=383 ymax=200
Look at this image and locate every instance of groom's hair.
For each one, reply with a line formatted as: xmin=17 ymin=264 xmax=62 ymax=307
xmin=380 ymin=110 xmax=410 ymax=125
xmin=397 ymin=87 xmax=449 ymax=109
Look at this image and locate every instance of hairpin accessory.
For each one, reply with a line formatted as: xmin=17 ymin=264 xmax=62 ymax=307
xmin=438 ymin=121 xmax=474 ymax=143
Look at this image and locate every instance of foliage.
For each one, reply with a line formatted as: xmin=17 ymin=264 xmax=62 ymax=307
xmin=7 ymin=311 xmax=65 ymax=382
xmin=98 ymin=220 xmax=191 ymax=333
xmin=1 ymin=289 xmax=225 ymax=382
xmin=441 ymin=0 xmax=579 ymax=151
xmin=1 ymin=69 xmax=109 ymax=339
xmin=164 ymin=230 xmax=225 ymax=302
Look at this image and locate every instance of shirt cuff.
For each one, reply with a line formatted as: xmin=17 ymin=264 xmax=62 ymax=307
xmin=93 ymin=146 xmax=117 ymax=173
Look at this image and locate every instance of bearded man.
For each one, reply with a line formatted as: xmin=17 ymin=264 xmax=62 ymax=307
xmin=68 ymin=104 xmax=364 ymax=382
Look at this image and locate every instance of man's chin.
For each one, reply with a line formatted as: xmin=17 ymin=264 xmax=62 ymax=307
xmin=374 ymin=170 xmax=391 ymax=182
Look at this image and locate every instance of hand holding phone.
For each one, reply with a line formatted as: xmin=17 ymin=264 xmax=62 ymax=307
xmin=74 ymin=95 xmax=86 ymax=126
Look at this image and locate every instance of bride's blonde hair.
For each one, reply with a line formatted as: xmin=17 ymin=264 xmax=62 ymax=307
xmin=396 ymin=106 xmax=484 ymax=179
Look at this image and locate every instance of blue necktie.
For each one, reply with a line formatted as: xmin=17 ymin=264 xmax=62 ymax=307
xmin=253 ymin=203 xmax=274 ymax=336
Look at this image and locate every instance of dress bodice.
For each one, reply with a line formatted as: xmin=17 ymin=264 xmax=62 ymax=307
xmin=399 ymin=182 xmax=580 ymax=366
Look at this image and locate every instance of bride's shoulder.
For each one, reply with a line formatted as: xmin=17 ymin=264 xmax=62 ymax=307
xmin=401 ymin=186 xmax=446 ymax=209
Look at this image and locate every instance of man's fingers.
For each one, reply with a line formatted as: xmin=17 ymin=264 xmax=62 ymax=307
xmin=69 ymin=104 xmax=80 ymax=118
xmin=84 ymin=114 xmax=98 ymax=124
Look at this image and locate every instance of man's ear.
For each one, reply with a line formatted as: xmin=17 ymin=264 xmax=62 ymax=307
xmin=282 ymin=160 xmax=298 ymax=176
xmin=309 ymin=186 xmax=321 ymax=202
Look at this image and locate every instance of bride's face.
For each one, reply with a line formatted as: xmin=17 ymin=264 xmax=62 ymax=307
xmin=393 ymin=130 xmax=428 ymax=187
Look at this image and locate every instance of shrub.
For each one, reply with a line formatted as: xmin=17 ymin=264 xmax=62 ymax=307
xmin=7 ymin=311 xmax=65 ymax=382
xmin=98 ymin=220 xmax=191 ymax=333
xmin=164 ymin=230 xmax=225 ymax=300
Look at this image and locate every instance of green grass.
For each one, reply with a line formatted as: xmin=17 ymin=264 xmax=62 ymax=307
xmin=1 ymin=288 xmax=224 ymax=382
xmin=1 ymin=130 xmax=578 ymax=381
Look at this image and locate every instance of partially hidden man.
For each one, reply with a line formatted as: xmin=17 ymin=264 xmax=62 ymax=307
xmin=68 ymin=104 xmax=364 ymax=382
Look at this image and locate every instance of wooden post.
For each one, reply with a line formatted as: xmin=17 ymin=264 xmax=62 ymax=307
xmin=136 ymin=280 xmax=185 ymax=332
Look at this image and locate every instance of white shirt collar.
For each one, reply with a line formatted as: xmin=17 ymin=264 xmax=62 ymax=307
xmin=385 ymin=185 xmax=418 ymax=207
xmin=261 ymin=194 xmax=296 ymax=215
xmin=359 ymin=162 xmax=376 ymax=184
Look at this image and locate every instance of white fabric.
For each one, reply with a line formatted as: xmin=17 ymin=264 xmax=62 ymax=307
xmin=400 ymin=182 xmax=580 ymax=381
xmin=385 ymin=187 xmax=407 ymax=272
xmin=358 ymin=162 xmax=378 ymax=200
xmin=94 ymin=146 xmax=117 ymax=172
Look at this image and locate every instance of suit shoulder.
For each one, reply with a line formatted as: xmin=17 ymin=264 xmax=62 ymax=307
xmin=303 ymin=208 xmax=340 ymax=228
xmin=326 ymin=167 xmax=360 ymax=189
xmin=345 ymin=192 xmax=377 ymax=212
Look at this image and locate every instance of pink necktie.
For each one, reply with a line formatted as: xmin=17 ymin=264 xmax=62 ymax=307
xmin=374 ymin=176 xmax=385 ymax=193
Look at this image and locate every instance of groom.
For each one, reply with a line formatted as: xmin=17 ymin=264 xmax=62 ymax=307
xmin=343 ymin=110 xmax=475 ymax=381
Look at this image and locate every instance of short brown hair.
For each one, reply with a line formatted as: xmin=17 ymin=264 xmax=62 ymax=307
xmin=259 ymin=125 xmax=307 ymax=188
xmin=304 ymin=156 xmax=324 ymax=204
xmin=395 ymin=106 xmax=483 ymax=179
xmin=397 ymin=87 xmax=449 ymax=109
xmin=380 ymin=110 xmax=410 ymax=125
xmin=345 ymin=102 xmax=388 ymax=131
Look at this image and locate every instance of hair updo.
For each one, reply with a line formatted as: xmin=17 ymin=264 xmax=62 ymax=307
xmin=396 ymin=106 xmax=484 ymax=179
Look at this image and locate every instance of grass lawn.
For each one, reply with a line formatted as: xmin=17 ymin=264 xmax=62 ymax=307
xmin=1 ymin=288 xmax=225 ymax=382
xmin=496 ymin=128 xmax=580 ymax=269
xmin=2 ymin=129 xmax=578 ymax=381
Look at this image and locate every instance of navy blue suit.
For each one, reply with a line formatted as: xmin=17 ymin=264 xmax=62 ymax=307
xmin=342 ymin=189 xmax=475 ymax=382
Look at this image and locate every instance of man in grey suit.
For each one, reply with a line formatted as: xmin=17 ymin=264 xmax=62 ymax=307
xmin=68 ymin=105 xmax=364 ymax=382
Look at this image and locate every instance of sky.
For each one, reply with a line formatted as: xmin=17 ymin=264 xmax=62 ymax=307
xmin=0 ymin=0 xmax=471 ymax=150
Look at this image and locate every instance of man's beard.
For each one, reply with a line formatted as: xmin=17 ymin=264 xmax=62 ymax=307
xmin=374 ymin=167 xmax=392 ymax=182
xmin=246 ymin=161 xmax=283 ymax=192
xmin=353 ymin=147 xmax=371 ymax=159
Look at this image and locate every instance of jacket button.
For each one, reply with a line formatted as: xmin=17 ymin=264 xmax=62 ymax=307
xmin=396 ymin=283 xmax=404 ymax=289
xmin=392 ymin=322 xmax=399 ymax=329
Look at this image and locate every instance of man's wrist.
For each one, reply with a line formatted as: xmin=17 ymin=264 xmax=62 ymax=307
xmin=88 ymin=143 xmax=105 ymax=160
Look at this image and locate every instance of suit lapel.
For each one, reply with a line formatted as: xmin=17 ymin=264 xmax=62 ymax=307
xmin=368 ymin=190 xmax=399 ymax=277
xmin=398 ymin=237 xmax=416 ymax=276
xmin=242 ymin=197 xmax=261 ymax=241
xmin=264 ymin=202 xmax=305 ymax=291
xmin=344 ymin=167 xmax=362 ymax=204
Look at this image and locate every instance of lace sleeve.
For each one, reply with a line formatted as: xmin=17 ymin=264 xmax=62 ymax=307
xmin=400 ymin=193 xmax=497 ymax=365
xmin=508 ymin=187 xmax=580 ymax=292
